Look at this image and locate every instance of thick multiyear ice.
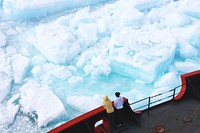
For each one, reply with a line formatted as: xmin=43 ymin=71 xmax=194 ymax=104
xmin=1 ymin=0 xmax=108 ymax=20
xmin=109 ymin=28 xmax=176 ymax=83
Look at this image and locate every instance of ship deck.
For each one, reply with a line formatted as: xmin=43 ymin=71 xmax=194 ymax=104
xmin=113 ymin=97 xmax=200 ymax=133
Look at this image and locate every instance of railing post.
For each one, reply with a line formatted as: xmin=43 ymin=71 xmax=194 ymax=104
xmin=172 ymin=87 xmax=176 ymax=100
xmin=171 ymin=87 xmax=176 ymax=105
xmin=147 ymin=97 xmax=151 ymax=115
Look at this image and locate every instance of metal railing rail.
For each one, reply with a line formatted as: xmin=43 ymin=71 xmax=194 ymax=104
xmin=129 ymin=84 xmax=186 ymax=115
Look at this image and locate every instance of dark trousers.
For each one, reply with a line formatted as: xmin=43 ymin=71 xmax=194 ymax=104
xmin=107 ymin=112 xmax=115 ymax=131
xmin=115 ymin=108 xmax=124 ymax=125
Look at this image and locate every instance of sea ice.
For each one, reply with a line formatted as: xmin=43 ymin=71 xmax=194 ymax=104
xmin=154 ymin=72 xmax=180 ymax=90
xmin=35 ymin=22 xmax=81 ymax=64
xmin=30 ymin=55 xmax=46 ymax=66
xmin=68 ymin=76 xmax=83 ymax=85
xmin=186 ymin=23 xmax=200 ymax=48
xmin=20 ymin=80 xmax=67 ymax=127
xmin=0 ymin=94 xmax=20 ymax=128
xmin=2 ymin=0 xmax=108 ymax=20
xmin=150 ymin=72 xmax=181 ymax=107
xmin=31 ymin=63 xmax=72 ymax=83
xmin=178 ymin=39 xmax=198 ymax=58
xmin=133 ymin=0 xmax=170 ymax=12
xmin=109 ymin=28 xmax=176 ymax=83
xmin=120 ymin=8 xmax=144 ymax=27
xmin=0 ymin=49 xmax=12 ymax=102
xmin=77 ymin=23 xmax=98 ymax=47
xmin=66 ymin=94 xmax=102 ymax=112
xmin=11 ymin=54 xmax=30 ymax=84
xmin=179 ymin=0 xmax=200 ymax=19
xmin=165 ymin=12 xmax=192 ymax=27
xmin=5 ymin=28 xmax=18 ymax=36
xmin=0 ymin=32 xmax=6 ymax=47
xmin=175 ymin=61 xmax=200 ymax=73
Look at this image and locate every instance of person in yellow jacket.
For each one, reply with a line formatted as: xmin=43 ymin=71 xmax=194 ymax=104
xmin=103 ymin=95 xmax=115 ymax=131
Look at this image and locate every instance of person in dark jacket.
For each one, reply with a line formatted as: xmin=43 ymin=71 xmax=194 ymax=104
xmin=114 ymin=92 xmax=124 ymax=126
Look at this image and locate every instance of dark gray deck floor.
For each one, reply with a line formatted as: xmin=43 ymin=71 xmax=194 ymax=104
xmin=112 ymin=98 xmax=200 ymax=133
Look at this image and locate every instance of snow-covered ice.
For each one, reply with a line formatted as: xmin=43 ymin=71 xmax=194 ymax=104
xmin=109 ymin=28 xmax=176 ymax=83
xmin=0 ymin=0 xmax=200 ymax=132
xmin=0 ymin=49 xmax=12 ymax=102
xmin=20 ymin=80 xmax=67 ymax=127
xmin=11 ymin=54 xmax=30 ymax=84
xmin=2 ymin=0 xmax=108 ymax=20
xmin=35 ymin=22 xmax=81 ymax=64
xmin=0 ymin=94 xmax=20 ymax=128
xmin=0 ymin=32 xmax=6 ymax=47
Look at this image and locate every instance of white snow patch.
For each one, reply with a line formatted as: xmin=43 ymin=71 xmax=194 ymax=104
xmin=35 ymin=22 xmax=81 ymax=64
xmin=0 ymin=32 xmax=6 ymax=47
xmin=11 ymin=54 xmax=29 ymax=84
xmin=0 ymin=49 xmax=12 ymax=102
xmin=0 ymin=94 xmax=20 ymax=128
xmin=175 ymin=61 xmax=200 ymax=73
xmin=20 ymin=80 xmax=67 ymax=127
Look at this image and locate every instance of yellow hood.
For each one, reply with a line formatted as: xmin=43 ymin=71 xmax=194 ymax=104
xmin=104 ymin=95 xmax=108 ymax=101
